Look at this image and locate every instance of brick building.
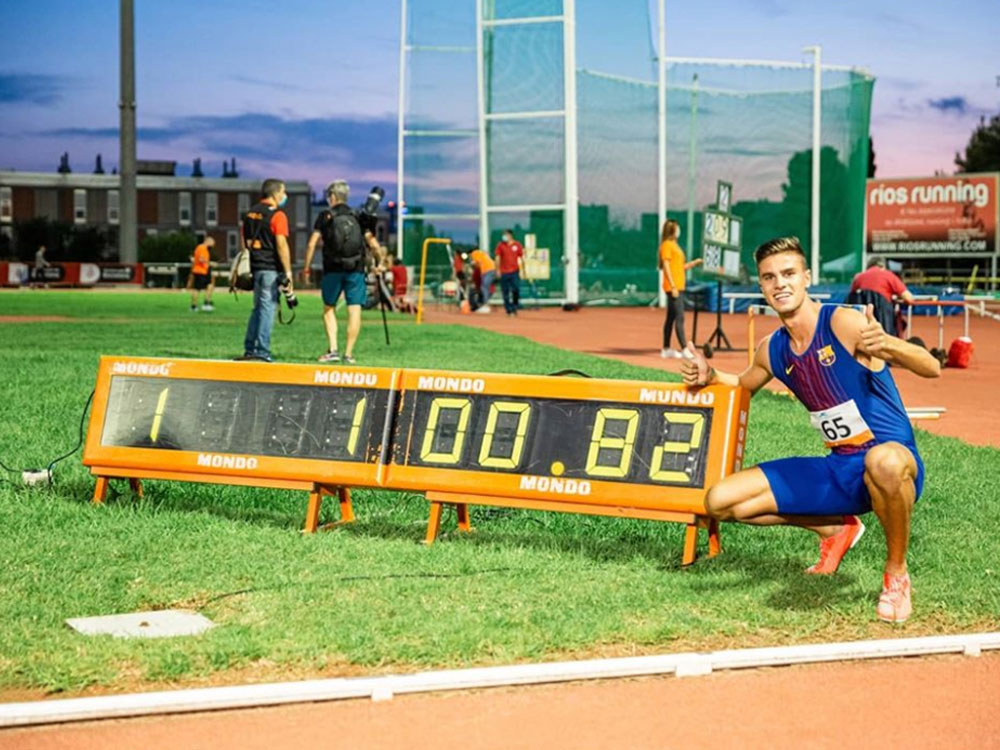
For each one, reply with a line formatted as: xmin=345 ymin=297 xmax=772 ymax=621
xmin=0 ymin=160 xmax=312 ymax=262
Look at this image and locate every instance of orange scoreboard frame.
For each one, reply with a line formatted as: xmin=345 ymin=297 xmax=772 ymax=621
xmin=83 ymin=357 xmax=750 ymax=564
xmin=83 ymin=356 xmax=401 ymax=531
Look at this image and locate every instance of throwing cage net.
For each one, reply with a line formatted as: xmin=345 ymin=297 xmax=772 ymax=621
xmin=399 ymin=0 xmax=874 ymax=303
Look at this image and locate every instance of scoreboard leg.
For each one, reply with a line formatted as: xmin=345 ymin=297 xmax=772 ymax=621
xmin=338 ymin=487 xmax=355 ymax=524
xmin=92 ymin=476 xmax=109 ymax=505
xmin=456 ymin=503 xmax=473 ymax=533
xmin=708 ymin=518 xmax=721 ymax=557
xmin=304 ymin=485 xmax=323 ymax=533
xmin=128 ymin=478 xmax=143 ymax=498
xmin=682 ymin=523 xmax=699 ymax=566
xmin=424 ymin=501 xmax=444 ymax=545
xmin=308 ymin=485 xmax=358 ymax=533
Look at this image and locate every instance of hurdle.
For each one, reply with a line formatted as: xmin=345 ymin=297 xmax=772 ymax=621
xmin=906 ymin=297 xmax=971 ymax=351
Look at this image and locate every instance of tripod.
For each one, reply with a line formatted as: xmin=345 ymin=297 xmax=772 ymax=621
xmin=373 ymin=271 xmax=393 ymax=345
xmin=704 ymin=278 xmax=737 ymax=352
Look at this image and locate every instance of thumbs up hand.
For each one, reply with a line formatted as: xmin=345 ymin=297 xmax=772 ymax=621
xmin=681 ymin=342 xmax=711 ymax=386
xmin=859 ymin=303 xmax=887 ymax=356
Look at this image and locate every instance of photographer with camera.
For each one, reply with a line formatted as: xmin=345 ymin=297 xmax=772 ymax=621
xmin=236 ymin=178 xmax=293 ymax=362
xmin=304 ymin=180 xmax=384 ymax=364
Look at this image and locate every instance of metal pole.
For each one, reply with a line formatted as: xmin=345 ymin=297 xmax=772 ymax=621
xmin=396 ymin=0 xmax=407 ymax=261
xmin=118 ymin=0 xmax=137 ymax=264
xmin=475 ymin=0 xmax=489 ymax=257
xmin=656 ymin=0 xmax=666 ymax=309
xmin=686 ymin=73 xmax=698 ymax=273
xmin=803 ymin=45 xmax=821 ymax=284
xmin=563 ymin=0 xmax=579 ymax=305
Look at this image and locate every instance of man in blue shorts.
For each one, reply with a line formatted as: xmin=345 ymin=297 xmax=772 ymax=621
xmin=304 ymin=180 xmax=384 ymax=364
xmin=681 ymin=237 xmax=941 ymax=623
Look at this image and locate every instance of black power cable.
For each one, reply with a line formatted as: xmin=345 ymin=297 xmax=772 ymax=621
xmin=0 ymin=389 xmax=94 ymax=486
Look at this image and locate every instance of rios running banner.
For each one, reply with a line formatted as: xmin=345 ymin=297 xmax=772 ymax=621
xmin=865 ymin=173 xmax=999 ymax=256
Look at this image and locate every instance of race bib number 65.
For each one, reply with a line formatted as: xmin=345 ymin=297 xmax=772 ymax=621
xmin=809 ymin=399 xmax=875 ymax=448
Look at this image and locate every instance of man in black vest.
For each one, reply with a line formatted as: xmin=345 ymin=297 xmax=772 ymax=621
xmin=304 ymin=180 xmax=384 ymax=363
xmin=237 ymin=178 xmax=293 ymax=362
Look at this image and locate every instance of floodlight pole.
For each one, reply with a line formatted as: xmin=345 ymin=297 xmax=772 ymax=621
xmin=804 ymin=44 xmax=822 ymax=283
xmin=476 ymin=0 xmax=489 ymax=257
xmin=118 ymin=0 xmax=137 ymax=264
xmin=396 ymin=0 xmax=408 ymax=261
xmin=656 ymin=0 xmax=667 ymax=309
xmin=563 ymin=0 xmax=580 ymax=305
xmin=686 ymin=74 xmax=698 ymax=275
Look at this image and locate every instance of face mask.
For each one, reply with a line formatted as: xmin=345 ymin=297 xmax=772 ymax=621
xmin=278 ymin=194 xmax=288 ymax=207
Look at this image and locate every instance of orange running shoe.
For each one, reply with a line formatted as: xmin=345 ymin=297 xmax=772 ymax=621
xmin=805 ymin=515 xmax=866 ymax=575
xmin=877 ymin=572 xmax=912 ymax=623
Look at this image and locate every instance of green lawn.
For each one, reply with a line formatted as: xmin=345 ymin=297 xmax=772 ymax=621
xmin=0 ymin=290 xmax=997 ymax=694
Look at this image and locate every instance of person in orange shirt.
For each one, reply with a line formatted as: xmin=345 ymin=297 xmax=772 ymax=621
xmin=658 ymin=219 xmax=702 ymax=359
xmin=189 ymin=236 xmax=215 ymax=312
xmin=463 ymin=248 xmax=496 ymax=313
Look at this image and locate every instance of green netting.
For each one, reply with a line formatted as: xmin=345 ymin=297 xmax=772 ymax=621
xmin=401 ymin=0 xmax=874 ymax=301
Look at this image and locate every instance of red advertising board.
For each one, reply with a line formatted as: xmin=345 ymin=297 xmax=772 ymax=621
xmin=865 ymin=173 xmax=999 ymax=256
xmin=0 ymin=262 xmax=144 ymax=287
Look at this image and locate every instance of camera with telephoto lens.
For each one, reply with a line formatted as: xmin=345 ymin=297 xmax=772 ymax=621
xmin=355 ymin=185 xmax=385 ymax=235
xmin=278 ymin=273 xmax=298 ymax=309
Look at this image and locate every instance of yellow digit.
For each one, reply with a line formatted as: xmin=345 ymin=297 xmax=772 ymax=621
xmin=420 ymin=397 xmax=472 ymax=464
xmin=584 ymin=408 xmax=639 ymax=478
xmin=346 ymin=396 xmax=367 ymax=456
xmin=478 ymin=401 xmax=531 ymax=469
xmin=649 ymin=412 xmax=705 ymax=483
xmin=149 ymin=387 xmax=170 ymax=442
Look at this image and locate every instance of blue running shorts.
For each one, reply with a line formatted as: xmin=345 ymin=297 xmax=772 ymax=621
xmin=758 ymin=445 xmax=925 ymax=516
xmin=321 ymin=271 xmax=367 ymax=307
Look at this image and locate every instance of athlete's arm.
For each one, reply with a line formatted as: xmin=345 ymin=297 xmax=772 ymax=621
xmin=680 ymin=338 xmax=774 ymax=394
xmin=832 ymin=305 xmax=940 ymax=378
xmin=684 ymin=258 xmax=703 ymax=271
xmin=302 ymin=230 xmax=322 ymax=281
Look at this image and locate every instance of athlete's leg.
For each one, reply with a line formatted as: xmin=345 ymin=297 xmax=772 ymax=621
xmin=672 ymin=292 xmax=689 ymax=349
xmin=706 ymin=467 xmax=843 ymax=533
xmin=663 ymin=301 xmax=676 ymax=349
xmin=863 ymin=442 xmax=917 ymax=577
xmin=322 ymin=304 xmax=339 ymax=353
xmin=344 ymin=304 xmax=362 ymax=357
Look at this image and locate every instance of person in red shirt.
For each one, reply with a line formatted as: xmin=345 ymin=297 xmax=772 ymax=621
xmin=850 ymin=258 xmax=915 ymax=306
xmin=849 ymin=258 xmax=915 ymax=336
xmin=493 ymin=229 xmax=524 ymax=315
xmin=388 ymin=254 xmax=414 ymax=313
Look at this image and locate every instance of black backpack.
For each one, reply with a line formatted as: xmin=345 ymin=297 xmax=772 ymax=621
xmin=320 ymin=205 xmax=365 ymax=272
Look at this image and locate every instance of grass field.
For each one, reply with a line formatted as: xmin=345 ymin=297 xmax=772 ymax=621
xmin=1 ymin=290 xmax=998 ymax=695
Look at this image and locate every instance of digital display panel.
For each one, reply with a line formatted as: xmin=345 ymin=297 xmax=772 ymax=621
xmin=84 ymin=359 xmax=749 ymax=519
xmin=394 ymin=393 xmax=711 ymax=488
xmin=101 ymin=376 xmax=388 ymax=462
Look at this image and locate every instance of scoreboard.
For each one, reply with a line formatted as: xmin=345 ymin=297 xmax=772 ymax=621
xmin=83 ymin=357 xmax=751 ymax=563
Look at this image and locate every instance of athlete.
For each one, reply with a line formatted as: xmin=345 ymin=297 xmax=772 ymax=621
xmin=681 ymin=237 xmax=941 ymax=623
xmin=189 ymin=236 xmax=215 ymax=312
